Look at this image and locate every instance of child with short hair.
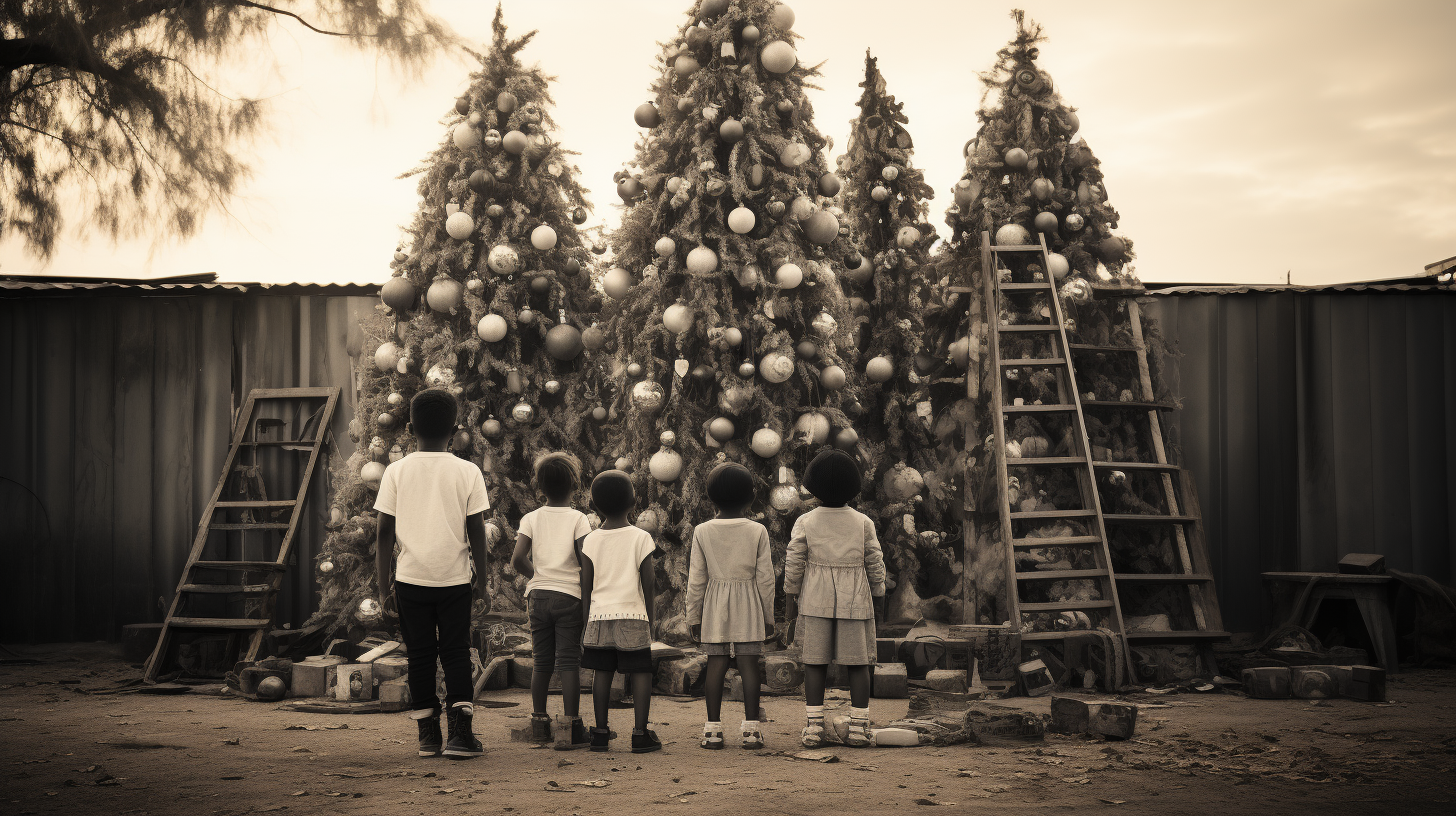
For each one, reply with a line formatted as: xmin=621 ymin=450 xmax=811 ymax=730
xmin=511 ymin=451 xmax=592 ymax=750
xmin=579 ymin=470 xmax=663 ymax=753
xmin=374 ymin=389 xmax=489 ymax=759
xmin=784 ymin=448 xmax=886 ymax=749
xmin=685 ymin=462 xmax=775 ymax=750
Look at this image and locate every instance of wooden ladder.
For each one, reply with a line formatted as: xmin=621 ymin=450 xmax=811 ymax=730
xmin=144 ymin=387 xmax=339 ymax=682
xmin=979 ymin=232 xmax=1136 ymax=680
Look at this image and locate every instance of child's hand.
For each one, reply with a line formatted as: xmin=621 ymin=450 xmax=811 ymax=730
xmin=690 ymin=624 xmax=701 ymax=642
xmin=763 ymin=623 xmax=777 ymax=642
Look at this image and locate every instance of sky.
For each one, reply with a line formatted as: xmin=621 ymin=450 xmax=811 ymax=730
xmin=2 ymin=0 xmax=1453 ymax=285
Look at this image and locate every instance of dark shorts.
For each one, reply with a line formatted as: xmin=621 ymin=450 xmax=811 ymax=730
xmin=581 ymin=646 xmax=653 ymax=674
xmin=528 ymin=589 xmax=584 ymax=672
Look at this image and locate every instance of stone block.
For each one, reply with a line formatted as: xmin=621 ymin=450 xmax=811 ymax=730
xmin=924 ymin=669 xmax=968 ymax=694
xmin=1344 ymin=665 xmax=1386 ymax=702
xmin=372 ymin=655 xmax=409 ymax=682
xmin=378 ymin=677 xmax=410 ymax=712
xmin=1291 ymin=666 xmax=1339 ymax=699
xmin=289 ymin=656 xmax=345 ymax=698
xmin=873 ymin=663 xmax=909 ymax=699
xmin=334 ymin=663 xmax=376 ymax=702
xmin=872 ymin=727 xmax=921 ymax=747
xmin=1242 ymin=666 xmax=1291 ymax=699
xmin=1088 ymin=702 xmax=1138 ymax=740
xmin=1048 ymin=696 xmax=1093 ymax=735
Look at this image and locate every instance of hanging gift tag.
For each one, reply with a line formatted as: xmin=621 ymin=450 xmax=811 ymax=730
xmin=674 ymin=358 xmax=689 ymax=378
xmin=779 ymin=466 xmax=790 ymax=484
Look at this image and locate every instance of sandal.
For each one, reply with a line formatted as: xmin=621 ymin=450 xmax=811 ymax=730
xmin=700 ymin=722 xmax=725 ymax=750
xmin=800 ymin=720 xmax=826 ymax=749
xmin=741 ymin=721 xmax=764 ymax=750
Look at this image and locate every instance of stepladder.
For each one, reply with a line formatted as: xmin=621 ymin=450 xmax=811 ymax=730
xmin=144 ymin=387 xmax=339 ymax=682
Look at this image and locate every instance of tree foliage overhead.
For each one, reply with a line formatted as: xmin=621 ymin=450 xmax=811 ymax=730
xmin=0 ymin=0 xmax=454 ymax=258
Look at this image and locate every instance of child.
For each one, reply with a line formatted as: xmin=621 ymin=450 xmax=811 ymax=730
xmin=374 ymin=389 xmax=490 ymax=760
xmin=579 ymin=470 xmax=662 ymax=753
xmin=784 ymin=448 xmax=886 ymax=748
xmin=685 ymin=462 xmax=775 ymax=750
xmin=510 ymin=452 xmax=592 ymax=750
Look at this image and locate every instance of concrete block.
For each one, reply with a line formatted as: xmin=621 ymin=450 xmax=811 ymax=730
xmin=1242 ymin=667 xmax=1291 ymax=699
xmin=289 ymin=656 xmax=345 ymax=698
xmin=1291 ymin=666 xmax=1339 ymax=699
xmin=1088 ymin=702 xmax=1138 ymax=740
xmin=872 ymin=727 xmax=921 ymax=747
xmin=334 ymin=663 xmax=376 ymax=702
xmin=1344 ymin=665 xmax=1387 ymax=702
xmin=372 ymin=655 xmax=409 ymax=682
xmin=378 ymin=677 xmax=410 ymax=712
xmin=1048 ymin=696 xmax=1093 ymax=735
xmin=873 ymin=662 xmax=909 ymax=699
xmin=924 ymin=669 xmax=968 ymax=694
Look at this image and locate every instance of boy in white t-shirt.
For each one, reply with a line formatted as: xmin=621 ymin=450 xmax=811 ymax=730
xmin=374 ymin=389 xmax=489 ymax=760
xmin=579 ymin=470 xmax=662 ymax=753
xmin=510 ymin=452 xmax=592 ymax=750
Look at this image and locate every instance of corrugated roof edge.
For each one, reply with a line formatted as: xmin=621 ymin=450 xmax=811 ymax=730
xmin=0 ymin=279 xmax=380 ymax=296
xmin=1145 ymin=280 xmax=1455 ymax=295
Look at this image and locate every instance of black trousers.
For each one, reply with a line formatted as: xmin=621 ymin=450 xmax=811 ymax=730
xmin=395 ymin=581 xmax=474 ymax=710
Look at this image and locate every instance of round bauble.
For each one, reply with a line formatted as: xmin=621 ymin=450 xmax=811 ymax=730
xmin=626 ymin=362 xmax=643 ymax=378
xmin=846 ymin=254 xmax=873 ymax=285
xmin=770 ymin=2 xmax=796 ymax=28
xmin=562 ymin=258 xmax=581 ymax=276
xmin=483 ymin=521 xmax=502 ymax=545
xmin=953 ymin=178 xmax=980 ymax=208
xmin=995 ymin=223 xmax=1032 ymax=246
xmin=571 ymin=206 xmax=588 ymax=225
xmin=466 ymin=167 xmax=492 ymax=195
xmin=361 ymin=460 xmax=386 ymax=488
xmin=871 ymin=185 xmax=890 ymax=202
xmin=790 ymin=195 xmax=816 ymax=222
xmin=356 ymin=597 xmax=385 ymax=625
xmin=654 ymin=236 xmax=676 ymax=257
xmin=603 ymin=267 xmax=634 ymax=299
xmin=741 ymin=23 xmax=761 ymax=42
xmin=718 ymin=118 xmax=744 ymax=143
xmin=1046 ymin=252 xmax=1070 ymax=280
xmin=1065 ymin=110 xmax=1080 ymax=134
xmin=834 ymin=427 xmax=859 ymax=450
xmin=452 ymin=122 xmax=480 ymax=150
xmin=1098 ymin=236 xmax=1127 ymax=263
xmin=1064 ymin=213 xmax=1085 ymax=232
xmin=524 ymin=276 xmax=549 ymax=297
xmin=866 ymin=355 xmax=894 ymax=383
xmin=818 ymin=173 xmax=842 ymax=197
xmin=882 ymin=165 xmax=900 ymax=181
xmin=760 ymin=352 xmax=795 ymax=384
xmin=581 ymin=324 xmax=606 ymax=351
xmin=531 ymin=224 xmax=557 ymax=250
xmin=1061 ymin=278 xmax=1093 ymax=305
xmin=775 ymin=262 xmax=803 ymax=289
xmin=502 ymin=129 xmax=527 ymax=155
xmin=591 ymin=406 xmax=607 ymax=422
xmin=483 ymin=129 xmax=501 ymax=149
xmin=445 ymin=211 xmax=474 ymax=240
xmin=1031 ymin=178 xmax=1055 ymax=201
xmin=718 ymin=385 xmax=752 ymax=414
xmin=708 ymin=416 xmax=735 ymax=442
xmin=686 ymin=245 xmax=718 ymax=274
xmin=775 ymin=99 xmax=795 ymax=116
xmin=659 ymin=430 xmax=677 ymax=448
xmin=699 ymin=0 xmax=729 ymax=19
xmin=393 ymin=249 xmax=408 ymax=263
xmin=395 ymin=354 xmax=414 ymax=374
xmin=477 ymin=313 xmax=508 ymax=342
xmin=319 ymin=558 xmax=335 ymax=574
xmin=885 ymin=463 xmax=925 ymax=501
xmin=631 ymin=380 xmax=665 ymax=413
xmin=388 ymin=444 xmax=404 ymax=462
xmin=454 ymin=96 xmax=470 ymax=116
xmin=634 ymin=102 xmax=661 ymax=128
xmin=517 ymin=307 xmax=536 ymax=326
xmin=426 ymin=278 xmax=464 ymax=313
xmin=1004 ymin=147 xmax=1029 ymax=170
xmin=811 ymin=311 xmax=838 ymax=337
xmin=896 ymin=225 xmax=922 ymax=248
xmin=728 ymin=206 xmax=756 ymax=234
xmin=662 ymin=302 xmax=695 ymax=334
xmin=386 ymin=393 xmax=404 ymax=408
xmin=779 ymin=142 xmax=811 ymax=168
xmin=674 ymin=54 xmax=700 ymax=77
xmin=481 ymin=417 xmax=503 ymax=437
xmin=649 ymin=448 xmax=684 ymax=482
xmin=1033 ymin=211 xmax=1059 ymax=234
xmin=796 ymin=340 xmax=818 ymax=359
xmin=511 ymin=401 xmax=535 ymax=423
xmin=485 ymin=204 xmax=504 ymax=218
xmin=804 ymin=210 xmax=839 ymax=245
xmin=794 ymin=412 xmax=831 ymax=445
xmin=425 ymin=363 xmax=455 ymax=388
xmin=751 ymin=428 xmax=783 ymax=458
xmin=723 ymin=327 xmax=744 ymax=347
xmin=380 ymin=277 xmax=416 ymax=312
xmin=738 ymin=361 xmax=756 ymax=378
xmin=617 ymin=176 xmax=644 ymax=201
xmin=635 ymin=507 xmax=660 ymax=534
xmin=761 ymin=40 xmax=797 ymax=73
xmin=377 ymin=411 xmax=396 ymax=430
xmin=486 ymin=244 xmax=521 ymax=275
xmin=769 ymin=483 xmax=800 ymax=513
xmin=496 ymin=91 xmax=518 ymax=114
xmin=767 ymin=199 xmax=786 ymax=218
xmin=452 ymin=429 xmax=472 ymax=451
xmin=545 ymin=323 xmax=583 ymax=360
xmin=690 ymin=365 xmax=713 ymax=384
xmin=820 ymin=364 xmax=847 ymax=391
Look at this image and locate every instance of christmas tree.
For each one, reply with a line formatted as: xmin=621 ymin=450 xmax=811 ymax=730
xmin=312 ymin=7 xmax=605 ymax=633
xmin=938 ymin=11 xmax=1177 ymax=630
xmin=598 ymin=0 xmax=864 ymax=642
xmin=834 ymin=52 xmax=958 ymax=622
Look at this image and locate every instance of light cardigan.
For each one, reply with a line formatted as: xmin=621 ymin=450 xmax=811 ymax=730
xmin=783 ymin=506 xmax=886 ymax=620
xmin=581 ymin=525 xmax=658 ymax=621
xmin=684 ymin=518 xmax=775 ymax=643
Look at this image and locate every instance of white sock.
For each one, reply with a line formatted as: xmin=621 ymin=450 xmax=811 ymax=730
xmin=850 ymin=706 xmax=870 ymax=722
xmin=741 ymin=720 xmax=759 ymax=730
xmin=705 ymin=721 xmax=722 ymax=730
xmin=806 ymin=705 xmax=824 ymax=721
xmin=451 ymin=701 xmax=474 ymax=715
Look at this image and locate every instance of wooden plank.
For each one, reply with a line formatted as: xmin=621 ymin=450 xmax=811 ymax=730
xmin=1069 ymin=343 xmax=1140 ymax=353
xmin=1114 ymin=573 xmax=1213 ymax=583
xmin=1102 ymin=514 xmax=1199 ymax=524
xmin=1002 ymin=404 xmax=1078 ymax=414
xmin=251 ymin=387 xmax=337 ymax=399
xmin=216 ymin=500 xmax=297 ymax=508
xmin=999 ymin=357 xmax=1067 ymax=366
xmin=191 ymin=560 xmax=287 ymax=571
xmin=1081 ymin=400 xmax=1176 ymax=411
xmin=1010 ymin=509 xmax=1097 ymax=520
xmin=1126 ymin=630 xmax=1231 ymax=641
xmin=168 ymin=617 xmax=269 ymax=629
xmin=984 ymin=232 xmax=1021 ymax=631
xmin=1000 ymin=282 xmax=1050 ymax=292
xmin=179 ymin=583 xmax=273 ymax=594
xmin=1007 ymin=456 xmax=1086 ymax=466
xmin=998 ymin=324 xmax=1059 ymax=333
xmin=208 ymin=523 xmax=291 ymax=530
xmin=1012 ymin=536 xmax=1102 ymax=548
xmin=1091 ymin=461 xmax=1180 ymax=472
xmin=1015 ymin=569 xmax=1108 ymax=581
xmin=1019 ymin=600 xmax=1114 ymax=612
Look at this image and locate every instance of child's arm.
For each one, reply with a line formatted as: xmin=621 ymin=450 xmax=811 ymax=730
xmin=639 ymin=552 xmax=657 ymax=636
xmin=510 ymin=532 xmax=534 ymax=581
xmin=375 ymin=512 xmax=397 ymax=614
xmin=579 ymin=552 xmax=594 ymax=622
xmin=862 ymin=516 xmax=888 ymax=617
xmin=466 ymin=512 xmax=488 ymax=595
xmin=783 ymin=516 xmax=808 ymax=644
xmin=684 ymin=533 xmax=708 ymax=641
xmin=755 ymin=528 xmax=776 ymax=636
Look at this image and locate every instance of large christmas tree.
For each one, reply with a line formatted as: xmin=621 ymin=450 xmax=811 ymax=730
xmin=598 ymin=0 xmax=864 ymax=642
xmin=312 ymin=7 xmax=605 ymax=633
xmin=937 ymin=11 xmax=1176 ymax=631
xmin=834 ymin=52 xmax=958 ymax=622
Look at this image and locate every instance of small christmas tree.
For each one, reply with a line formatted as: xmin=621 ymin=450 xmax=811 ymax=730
xmin=312 ymin=6 xmax=604 ymax=633
xmin=835 ymin=52 xmax=959 ymax=622
xmin=598 ymin=0 xmax=864 ymax=642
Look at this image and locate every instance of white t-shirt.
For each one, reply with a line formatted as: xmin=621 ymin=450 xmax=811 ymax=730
xmin=374 ymin=452 xmax=489 ymax=587
xmin=581 ymin=525 xmax=658 ymax=621
xmin=519 ymin=506 xmax=592 ymax=599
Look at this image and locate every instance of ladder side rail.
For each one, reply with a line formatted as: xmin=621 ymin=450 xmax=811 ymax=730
xmin=984 ymin=233 xmax=1022 ymax=632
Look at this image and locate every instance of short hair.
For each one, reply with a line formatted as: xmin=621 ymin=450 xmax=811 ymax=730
xmin=706 ymin=462 xmax=754 ymax=510
xmin=410 ymin=389 xmax=457 ymax=439
xmin=804 ymin=448 xmax=862 ymax=506
xmin=534 ymin=451 xmax=581 ymax=501
xmin=590 ymin=469 xmax=636 ymax=516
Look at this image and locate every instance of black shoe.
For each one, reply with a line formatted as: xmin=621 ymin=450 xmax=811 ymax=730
xmin=631 ymin=729 xmax=663 ymax=754
xmin=530 ymin=713 xmax=552 ymax=744
xmin=554 ymin=716 xmax=590 ymax=751
xmin=589 ymin=726 xmax=612 ymax=753
xmin=413 ymin=709 xmax=442 ymax=757
xmin=443 ymin=702 xmax=484 ymax=759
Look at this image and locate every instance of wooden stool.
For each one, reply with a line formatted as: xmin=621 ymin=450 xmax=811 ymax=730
xmin=1262 ymin=572 xmax=1398 ymax=673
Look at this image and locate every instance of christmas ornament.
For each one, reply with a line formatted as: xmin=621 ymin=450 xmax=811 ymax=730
xmin=769 ymin=483 xmax=799 ymax=512
xmin=690 ymin=365 xmax=713 ymax=384
xmin=357 ymin=598 xmax=383 ymax=623
xmin=953 ymin=178 xmax=980 ymax=207
xmin=603 ymin=267 xmax=634 ymax=299
xmin=1061 ymin=279 xmax=1093 ymax=305
xmin=760 ymin=40 xmax=797 ymax=73
xmin=445 ymin=211 xmax=474 ymax=240
xmin=654 ymin=236 xmax=676 ymax=257
xmin=483 ymin=129 xmax=501 ymax=149
xmin=581 ymin=324 xmax=606 ymax=351
xmin=866 ymin=355 xmax=894 ymax=383
xmin=626 ymin=362 xmax=643 ymax=377
xmin=770 ymin=2 xmax=796 ymax=28
xmin=511 ymin=401 xmax=535 ymax=423
xmin=775 ymin=98 xmax=794 ymax=114
xmin=454 ymin=96 xmax=469 ymax=115
xmin=505 ymin=368 xmax=525 ymax=394
xmin=1064 ymin=110 xmax=1081 ymax=134
xmin=496 ymin=90 xmax=517 ymax=113
xmin=767 ymin=199 xmax=786 ymax=217
xmin=686 ymin=245 xmax=718 ymax=274
xmin=881 ymin=165 xmax=900 ymax=181
xmin=617 ymin=176 xmax=644 ymax=201
xmin=751 ymin=428 xmax=783 ymax=458
xmin=663 ymin=302 xmax=695 ymax=334
xmin=834 ymin=427 xmax=858 ymax=450
xmin=386 ymin=392 xmax=404 ymax=407
xmin=871 ymin=185 xmax=890 ymax=202
xmin=545 ymin=323 xmax=583 ymax=360
xmin=389 ymin=444 xmax=404 ymax=462
xmin=709 ymin=417 xmax=735 ymax=442
xmin=425 ymin=364 xmax=455 ymax=388
xmin=562 ymin=258 xmax=581 ymax=276
xmin=760 ymin=352 xmax=794 ymax=383
xmin=719 ymin=118 xmax=744 ymax=143
xmin=634 ymin=102 xmax=661 ymax=128
xmin=487 ymin=244 xmax=521 ymax=275
xmin=396 ymin=354 xmax=415 ymax=374
xmin=742 ymin=23 xmax=761 ymax=42
xmin=949 ymin=337 xmax=971 ymax=368
xmin=393 ymin=249 xmax=407 ymax=262
xmin=818 ymin=173 xmax=842 ymax=196
xmin=527 ymin=275 xmax=550 ymax=295
xmin=571 ymin=206 xmax=588 ymax=225
xmin=466 ymin=278 xmax=483 ymax=292
xmin=674 ymin=54 xmax=700 ymax=77
xmin=728 ymin=206 xmax=756 ymax=234
xmin=426 ymin=278 xmax=464 ymax=313
xmin=719 ymin=386 xmax=752 ymax=413
xmin=518 ymin=308 xmax=536 ymax=326
xmin=1046 ymin=252 xmax=1071 ymax=280
xmin=1098 ymin=236 xmax=1128 ymax=263
xmin=793 ymin=412 xmax=830 ymax=445
xmin=592 ymin=406 xmax=607 ymax=421
xmin=810 ymin=311 xmax=838 ymax=337
xmin=896 ymin=226 xmax=922 ymax=248
xmin=1020 ymin=435 xmax=1051 ymax=457
xmin=1033 ymin=212 xmax=1058 ymax=233
xmin=804 ymin=210 xmax=839 ymax=245
xmin=1064 ymin=213 xmax=1085 ymax=231
xmin=1031 ymin=178 xmax=1054 ymax=200
xmin=452 ymin=429 xmax=471 ymax=450
xmin=775 ymin=262 xmax=803 ymax=288
xmin=846 ymin=254 xmax=872 ymax=284
xmin=484 ymin=204 xmax=504 ymax=219
xmin=482 ymin=417 xmax=502 ymax=437
xmin=995 ymin=223 xmax=1032 ymax=245
xmin=635 ymin=507 xmax=660 ymax=534
xmin=502 ymin=130 xmax=528 ymax=155
xmin=649 ymin=447 xmax=684 ymax=482
xmin=723 ymin=327 xmax=744 ymax=347
xmin=477 ymin=313 xmax=508 ymax=342
xmin=361 ymin=461 xmax=386 ymax=488
xmin=789 ymin=195 xmax=816 ymax=222
xmin=707 ymin=177 xmax=727 ymax=197
xmin=778 ymin=141 xmax=811 ymax=167
xmin=796 ymin=340 xmax=817 ymax=359
xmin=699 ymin=0 xmax=729 ymax=19
xmin=319 ymin=559 xmax=335 ymax=574
xmin=531 ymin=224 xmax=558 ymax=250
xmin=452 ymin=122 xmax=480 ymax=150
xmin=1004 ymin=147 xmax=1029 ymax=170
xmin=820 ymin=365 xmax=846 ymax=391
xmin=631 ymin=380 xmax=665 ymax=412
xmin=885 ymin=463 xmax=925 ymax=501
xmin=380 ymin=277 xmax=416 ymax=312
xmin=738 ymin=361 xmax=756 ymax=378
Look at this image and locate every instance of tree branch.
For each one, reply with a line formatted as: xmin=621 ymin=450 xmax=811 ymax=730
xmin=230 ymin=1 xmax=373 ymax=39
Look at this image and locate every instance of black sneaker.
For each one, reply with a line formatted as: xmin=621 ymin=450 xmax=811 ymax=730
xmin=589 ymin=726 xmax=612 ymax=753
xmin=631 ymin=729 xmax=663 ymax=754
xmin=530 ymin=713 xmax=552 ymax=744
xmin=554 ymin=716 xmax=590 ymax=751
xmin=412 ymin=708 xmax=442 ymax=757
xmin=443 ymin=702 xmax=484 ymax=759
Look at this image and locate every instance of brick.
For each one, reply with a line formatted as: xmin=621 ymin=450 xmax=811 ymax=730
xmin=1242 ymin=667 xmax=1291 ymax=699
xmin=873 ymin=663 xmax=909 ymax=699
xmin=378 ymin=677 xmax=410 ymax=712
xmin=1291 ymin=666 xmax=1339 ymax=699
xmin=1088 ymin=702 xmax=1138 ymax=740
xmin=924 ymin=669 xmax=968 ymax=694
xmin=1048 ymin=696 xmax=1093 ymax=735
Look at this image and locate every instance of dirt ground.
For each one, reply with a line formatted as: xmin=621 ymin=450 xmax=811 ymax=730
xmin=4 ymin=644 xmax=1456 ymax=815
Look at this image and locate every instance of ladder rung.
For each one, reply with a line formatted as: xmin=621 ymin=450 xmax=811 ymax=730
xmin=1069 ymin=343 xmax=1141 ymax=353
xmin=1091 ymin=461 xmax=1181 ymax=472
xmin=998 ymin=324 xmax=1060 ymax=333
xmin=992 ymin=244 xmax=1046 ymax=252
xmin=1008 ymin=456 xmax=1087 ymax=466
xmin=214 ymin=500 xmax=297 ymax=509
xmin=1022 ymin=630 xmax=1096 ymax=642
xmin=1114 ymin=573 xmax=1213 ymax=583
xmin=190 ymin=560 xmax=287 ymax=571
xmin=167 ymin=617 xmax=270 ymax=629
xmin=209 ymin=523 xmax=291 ymax=530
xmin=251 ymin=387 xmax=338 ymax=399
xmin=1015 ymin=569 xmax=1108 ymax=581
xmin=1000 ymin=357 xmax=1067 ymax=366
xmin=1013 ymin=536 xmax=1103 ymax=548
xmin=999 ymin=282 xmax=1048 ymax=291
xmin=1010 ymin=509 xmax=1097 ymax=520
xmin=946 ymin=286 xmax=974 ymax=294
xmin=1082 ymin=400 xmax=1175 ymax=411
xmin=1019 ymin=600 xmax=1114 ymax=612
xmin=240 ymin=440 xmax=315 ymax=448
xmin=1002 ymin=404 xmax=1078 ymax=413
xmin=1102 ymin=514 xmax=1199 ymax=524
xmin=1126 ymin=630 xmax=1231 ymax=641
xmin=179 ymin=583 xmax=274 ymax=594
